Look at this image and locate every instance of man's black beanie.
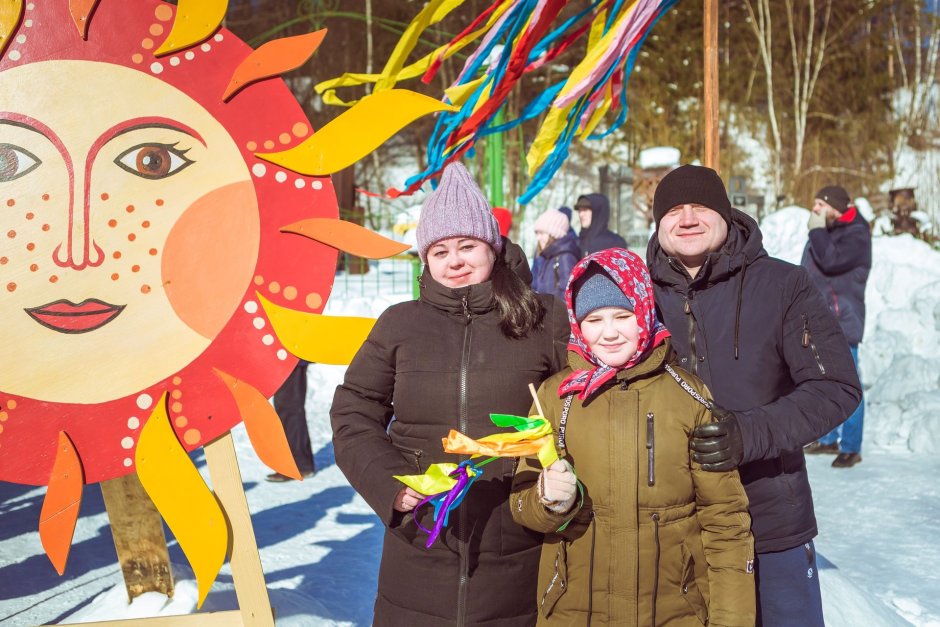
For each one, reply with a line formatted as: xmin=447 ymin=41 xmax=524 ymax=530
xmin=652 ymin=164 xmax=732 ymax=229
xmin=814 ymin=185 xmax=850 ymax=214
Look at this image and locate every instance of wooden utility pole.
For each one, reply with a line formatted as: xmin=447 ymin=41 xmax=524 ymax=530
xmin=703 ymin=0 xmax=719 ymax=171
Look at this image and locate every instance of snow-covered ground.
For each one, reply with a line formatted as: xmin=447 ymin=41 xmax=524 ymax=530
xmin=2 ymin=210 xmax=939 ymax=626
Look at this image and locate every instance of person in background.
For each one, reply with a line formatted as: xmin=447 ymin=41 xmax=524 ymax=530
xmin=575 ymin=193 xmax=627 ymax=257
xmin=493 ymin=205 xmax=513 ymax=238
xmin=531 ymin=207 xmax=579 ymax=301
xmin=646 ymin=165 xmax=861 ymax=626
xmin=801 ymin=186 xmax=872 ymax=468
xmin=330 ymin=162 xmax=569 ymax=626
xmin=513 ymin=248 xmax=755 ymax=626
xmin=265 ymin=361 xmax=316 ymax=482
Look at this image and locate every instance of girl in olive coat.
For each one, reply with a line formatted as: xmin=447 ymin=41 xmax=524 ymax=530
xmin=512 ymin=249 xmax=755 ymax=627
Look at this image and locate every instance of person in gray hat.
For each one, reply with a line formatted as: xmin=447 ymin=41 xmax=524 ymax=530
xmin=331 ymin=161 xmax=569 ymax=626
xmin=646 ymin=164 xmax=861 ymax=626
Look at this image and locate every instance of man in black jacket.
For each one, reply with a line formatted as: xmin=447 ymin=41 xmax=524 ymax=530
xmin=801 ymin=186 xmax=872 ymax=468
xmin=574 ymin=193 xmax=627 ymax=257
xmin=647 ymin=165 xmax=861 ymax=626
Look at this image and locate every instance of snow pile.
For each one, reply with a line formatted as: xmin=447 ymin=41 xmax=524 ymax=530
xmin=761 ymin=206 xmax=940 ymax=455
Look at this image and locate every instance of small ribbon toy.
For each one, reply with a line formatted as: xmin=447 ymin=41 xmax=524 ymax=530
xmin=394 ymin=412 xmax=560 ymax=548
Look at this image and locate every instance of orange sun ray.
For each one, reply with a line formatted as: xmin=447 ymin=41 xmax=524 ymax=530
xmin=39 ymin=431 xmax=84 ymax=576
xmin=136 ymin=394 xmax=228 ymax=607
xmin=214 ymin=369 xmax=302 ymax=481
xmin=281 ymin=217 xmax=410 ymax=259
xmin=68 ymin=0 xmax=100 ymax=40
xmin=154 ymin=0 xmax=228 ymax=57
xmin=223 ymin=29 xmax=327 ymax=101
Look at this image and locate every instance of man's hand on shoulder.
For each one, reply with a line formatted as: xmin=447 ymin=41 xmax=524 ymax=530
xmin=690 ymin=407 xmax=744 ymax=472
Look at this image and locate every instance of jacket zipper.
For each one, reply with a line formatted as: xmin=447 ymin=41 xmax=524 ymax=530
xmin=651 ymin=512 xmax=661 ymax=627
xmin=646 ymin=412 xmax=655 ymax=486
xmin=801 ymin=314 xmax=827 ymax=375
xmin=457 ymin=295 xmax=472 ymax=627
xmin=684 ymin=298 xmax=698 ymax=375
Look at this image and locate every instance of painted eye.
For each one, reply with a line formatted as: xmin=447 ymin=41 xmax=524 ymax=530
xmin=0 ymin=143 xmax=41 ymax=182
xmin=115 ymin=143 xmax=193 ymax=179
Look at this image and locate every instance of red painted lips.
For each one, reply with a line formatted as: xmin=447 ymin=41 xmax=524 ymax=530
xmin=26 ymin=299 xmax=125 ymax=334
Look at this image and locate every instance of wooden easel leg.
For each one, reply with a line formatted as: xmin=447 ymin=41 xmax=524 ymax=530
xmin=204 ymin=432 xmax=275 ymax=627
xmin=100 ymin=473 xmax=175 ymax=602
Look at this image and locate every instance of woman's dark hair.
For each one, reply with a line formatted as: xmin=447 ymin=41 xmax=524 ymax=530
xmin=491 ymin=254 xmax=546 ymax=339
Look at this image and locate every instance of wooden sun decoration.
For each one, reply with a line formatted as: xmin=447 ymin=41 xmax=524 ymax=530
xmin=0 ymin=0 xmax=449 ymax=608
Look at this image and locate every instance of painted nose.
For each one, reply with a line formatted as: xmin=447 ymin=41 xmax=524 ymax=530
xmin=53 ymin=174 xmax=104 ymax=270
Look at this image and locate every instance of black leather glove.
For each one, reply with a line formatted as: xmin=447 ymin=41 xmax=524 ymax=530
xmin=690 ymin=407 xmax=744 ymax=472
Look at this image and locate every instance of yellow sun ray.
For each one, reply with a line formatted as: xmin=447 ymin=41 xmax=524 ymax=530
xmin=281 ymin=218 xmax=410 ymax=259
xmin=136 ymin=394 xmax=228 ymax=607
xmin=256 ymin=89 xmax=457 ymax=176
xmin=154 ymin=0 xmax=228 ymax=57
xmin=39 ymin=431 xmax=83 ymax=576
xmin=214 ymin=369 xmax=302 ymax=480
xmin=223 ymin=29 xmax=327 ymax=101
xmin=258 ymin=293 xmax=375 ymax=365
xmin=0 ymin=0 xmax=23 ymax=58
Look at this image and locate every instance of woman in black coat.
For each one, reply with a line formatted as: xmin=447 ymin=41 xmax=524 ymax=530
xmin=331 ymin=162 xmax=569 ymax=626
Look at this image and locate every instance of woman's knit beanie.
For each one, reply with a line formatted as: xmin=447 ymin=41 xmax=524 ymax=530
xmin=416 ymin=162 xmax=503 ymax=262
xmin=534 ymin=208 xmax=571 ymax=240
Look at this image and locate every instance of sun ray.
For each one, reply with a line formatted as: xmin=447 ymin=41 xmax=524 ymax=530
xmin=223 ymin=30 xmax=327 ymax=101
xmin=214 ymin=369 xmax=302 ymax=480
xmin=136 ymin=393 xmax=227 ymax=607
xmin=256 ymin=89 xmax=457 ymax=176
xmin=68 ymin=0 xmax=100 ymax=40
xmin=154 ymin=0 xmax=228 ymax=57
xmin=281 ymin=218 xmax=410 ymax=259
xmin=258 ymin=293 xmax=375 ymax=365
xmin=0 ymin=0 xmax=23 ymax=58
xmin=39 ymin=431 xmax=83 ymax=576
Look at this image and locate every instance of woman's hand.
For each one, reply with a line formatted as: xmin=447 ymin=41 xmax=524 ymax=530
xmin=393 ymin=486 xmax=425 ymax=512
xmin=538 ymin=460 xmax=578 ymax=514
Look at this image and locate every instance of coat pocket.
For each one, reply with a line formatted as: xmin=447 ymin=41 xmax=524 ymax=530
xmin=391 ymin=442 xmax=424 ymax=473
xmin=540 ymin=541 xmax=568 ymax=618
xmin=680 ymin=542 xmax=708 ymax=625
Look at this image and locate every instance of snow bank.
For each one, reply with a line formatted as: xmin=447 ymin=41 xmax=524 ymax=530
xmin=761 ymin=206 xmax=940 ymax=455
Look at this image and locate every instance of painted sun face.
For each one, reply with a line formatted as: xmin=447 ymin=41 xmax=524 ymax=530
xmin=0 ymin=61 xmax=259 ymax=403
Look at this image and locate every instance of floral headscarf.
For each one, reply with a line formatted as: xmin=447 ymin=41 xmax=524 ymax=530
xmin=558 ymin=248 xmax=670 ymax=400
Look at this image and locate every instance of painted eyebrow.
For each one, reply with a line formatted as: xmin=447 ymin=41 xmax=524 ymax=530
xmin=102 ymin=117 xmax=207 ymax=147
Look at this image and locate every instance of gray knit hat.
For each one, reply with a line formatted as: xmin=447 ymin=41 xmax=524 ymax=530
xmin=573 ymin=267 xmax=633 ymax=322
xmin=416 ymin=162 xmax=503 ymax=262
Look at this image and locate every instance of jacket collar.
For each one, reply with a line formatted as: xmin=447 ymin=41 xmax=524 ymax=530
xmin=566 ymin=340 xmax=672 ymax=385
xmin=419 ymin=267 xmax=496 ymax=316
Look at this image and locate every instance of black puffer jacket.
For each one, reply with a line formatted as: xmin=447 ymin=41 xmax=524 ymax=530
xmin=331 ymin=246 xmax=569 ymax=626
xmin=646 ymin=209 xmax=862 ymax=553
xmin=576 ymin=193 xmax=627 ymax=257
xmin=800 ymin=209 xmax=872 ymax=345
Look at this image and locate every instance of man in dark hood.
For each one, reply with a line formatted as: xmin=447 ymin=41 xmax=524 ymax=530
xmin=646 ymin=165 xmax=862 ymax=626
xmin=574 ymin=193 xmax=627 ymax=257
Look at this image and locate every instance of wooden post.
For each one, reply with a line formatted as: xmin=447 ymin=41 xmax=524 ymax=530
xmin=703 ymin=0 xmax=719 ymax=171
xmin=204 ymin=432 xmax=275 ymax=627
xmin=100 ymin=474 xmax=175 ymax=602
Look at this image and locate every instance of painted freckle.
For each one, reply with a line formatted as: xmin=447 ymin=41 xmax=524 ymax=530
xmin=108 ymin=219 xmax=117 ymax=228
xmin=7 ymin=230 xmax=15 ymax=238
xmin=41 ymin=194 xmax=49 ymax=201
xmin=128 ymin=233 xmax=136 ymax=242
xmin=148 ymin=248 xmax=157 ymax=256
xmin=6 ymin=199 xmax=14 ymax=207
xmin=183 ymin=429 xmax=201 ymax=446
xmin=29 ymin=264 xmax=37 ymax=272
xmin=155 ymin=199 xmax=164 ymax=206
xmin=126 ymin=204 xmax=135 ymax=213
xmin=111 ymin=273 xmax=119 ymax=281
xmin=142 ymin=220 xmax=150 ymax=228
xmin=0 ymin=257 xmax=6 ymax=264
xmin=49 ymin=275 xmax=58 ymax=283
xmin=26 ymin=242 xmax=34 ymax=251
xmin=131 ymin=265 xmax=140 ymax=273
xmin=141 ymin=284 xmax=151 ymax=294
xmin=41 ymin=224 xmax=49 ymax=231
xmin=113 ymin=251 xmax=122 ymax=259
xmin=25 ymin=212 xmax=33 ymax=220
xmin=6 ymin=283 xmax=15 ymax=292
xmin=101 ymin=193 xmax=109 ymax=201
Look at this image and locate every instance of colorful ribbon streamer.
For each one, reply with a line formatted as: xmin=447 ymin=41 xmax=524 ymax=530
xmin=316 ymin=0 xmax=677 ymax=203
xmin=393 ymin=412 xmax=559 ymax=548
